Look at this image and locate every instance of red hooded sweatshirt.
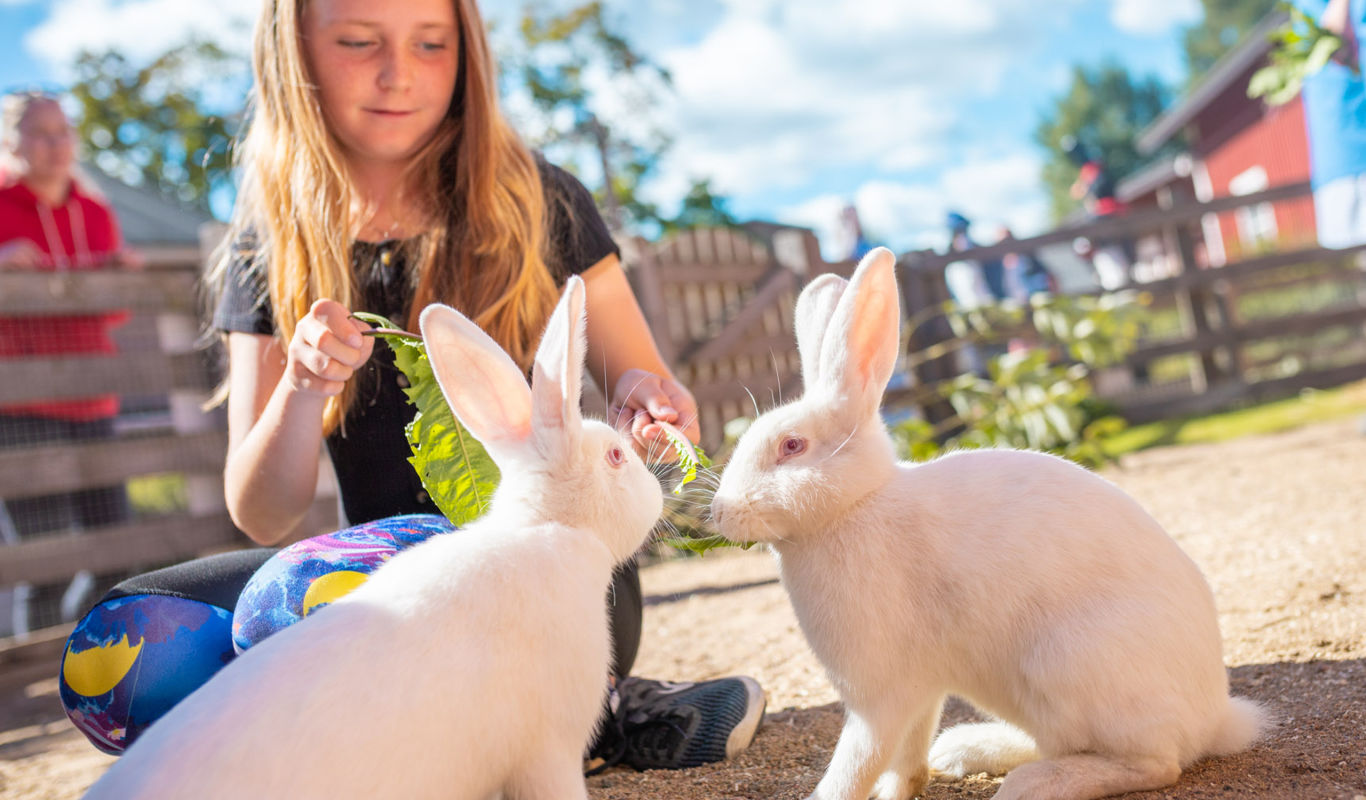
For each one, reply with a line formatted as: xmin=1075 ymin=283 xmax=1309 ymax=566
xmin=0 ymin=179 xmax=129 ymax=421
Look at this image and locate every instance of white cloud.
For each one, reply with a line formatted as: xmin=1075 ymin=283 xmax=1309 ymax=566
xmin=779 ymin=151 xmax=1050 ymax=259
xmin=1110 ymin=0 xmax=1201 ymax=36
xmin=24 ymin=0 xmax=259 ymax=78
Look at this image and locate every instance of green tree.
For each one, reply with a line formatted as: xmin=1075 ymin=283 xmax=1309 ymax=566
xmin=663 ymin=179 xmax=738 ymax=233
xmin=68 ymin=40 xmax=243 ymax=214
xmin=511 ymin=1 xmax=717 ymax=234
xmin=1182 ymin=0 xmax=1280 ymax=81
xmin=1034 ymin=62 xmax=1174 ymax=222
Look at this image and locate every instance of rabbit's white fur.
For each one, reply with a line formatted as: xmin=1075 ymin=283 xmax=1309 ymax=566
xmin=87 ymin=277 xmax=663 ymax=800
xmin=711 ymin=249 xmax=1266 ymax=800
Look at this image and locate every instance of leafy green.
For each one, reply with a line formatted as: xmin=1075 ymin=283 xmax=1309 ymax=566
xmin=651 ymin=422 xmax=759 ymax=555
xmin=660 ymin=534 xmax=757 ymax=556
xmin=654 ymin=420 xmax=712 ymax=495
xmin=1249 ymin=2 xmax=1352 ymax=106
xmin=893 ymin=291 xmax=1145 ymax=469
xmin=356 ymin=313 xmax=500 ymax=526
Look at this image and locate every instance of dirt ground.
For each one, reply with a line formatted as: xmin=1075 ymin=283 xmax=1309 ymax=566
xmin=2 ymin=417 xmax=1365 ymax=799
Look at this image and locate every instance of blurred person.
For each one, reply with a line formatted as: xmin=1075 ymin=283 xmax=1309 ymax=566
xmin=997 ymin=225 xmax=1054 ymax=301
xmin=945 ymin=211 xmax=1007 ymax=305
xmin=1063 ymin=136 xmax=1132 ymax=289
xmin=0 ymin=91 xmax=140 ymax=633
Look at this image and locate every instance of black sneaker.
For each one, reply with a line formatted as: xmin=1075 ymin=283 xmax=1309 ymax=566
xmin=587 ymin=676 xmax=766 ymax=772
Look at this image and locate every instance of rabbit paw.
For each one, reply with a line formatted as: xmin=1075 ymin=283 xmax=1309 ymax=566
xmin=871 ymin=768 xmax=928 ymax=800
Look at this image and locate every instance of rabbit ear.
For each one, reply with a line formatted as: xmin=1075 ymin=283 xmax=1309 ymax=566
xmin=530 ymin=275 xmax=587 ymax=453
xmin=419 ymin=303 xmax=534 ymax=461
xmin=794 ymin=273 xmax=848 ymax=393
xmin=815 ymin=247 xmax=901 ymax=416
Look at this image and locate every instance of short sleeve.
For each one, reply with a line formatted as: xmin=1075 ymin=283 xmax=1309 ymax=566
xmin=538 ymin=157 xmax=620 ymax=284
xmin=212 ymin=234 xmax=275 ymax=335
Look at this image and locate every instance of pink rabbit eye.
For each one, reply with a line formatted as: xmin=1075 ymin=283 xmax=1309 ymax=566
xmin=606 ymin=446 xmax=626 ymax=467
xmin=779 ymin=436 xmax=806 ymax=461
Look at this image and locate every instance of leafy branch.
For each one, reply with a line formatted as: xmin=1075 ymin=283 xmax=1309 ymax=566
xmin=1249 ymin=2 xmax=1352 ymax=106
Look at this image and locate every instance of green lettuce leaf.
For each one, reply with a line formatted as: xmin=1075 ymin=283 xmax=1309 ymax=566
xmin=356 ymin=313 xmax=500 ymax=526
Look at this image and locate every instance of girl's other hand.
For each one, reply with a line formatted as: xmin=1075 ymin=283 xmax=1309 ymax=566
xmin=287 ymin=298 xmax=375 ymax=397
xmin=609 ymin=368 xmax=702 ymax=456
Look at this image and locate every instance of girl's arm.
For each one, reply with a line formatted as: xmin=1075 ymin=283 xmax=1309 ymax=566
xmin=581 ymin=253 xmax=702 ymax=448
xmin=223 ymin=299 xmax=374 ymax=545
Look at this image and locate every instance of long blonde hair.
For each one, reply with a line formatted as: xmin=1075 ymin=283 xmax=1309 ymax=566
xmin=214 ymin=0 xmax=557 ymax=434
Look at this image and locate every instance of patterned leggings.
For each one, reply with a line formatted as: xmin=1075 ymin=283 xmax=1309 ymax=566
xmin=57 ymin=514 xmax=642 ymax=754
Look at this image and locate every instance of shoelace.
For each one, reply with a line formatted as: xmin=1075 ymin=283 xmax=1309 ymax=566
xmin=584 ymin=709 xmax=690 ymax=776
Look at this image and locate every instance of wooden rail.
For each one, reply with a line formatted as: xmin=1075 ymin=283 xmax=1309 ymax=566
xmin=0 ymin=255 xmax=339 ymax=644
xmin=897 ymin=182 xmax=1366 ymax=425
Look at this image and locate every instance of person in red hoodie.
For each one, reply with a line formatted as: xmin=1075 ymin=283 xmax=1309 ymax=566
xmin=0 ymin=90 xmax=141 ymax=629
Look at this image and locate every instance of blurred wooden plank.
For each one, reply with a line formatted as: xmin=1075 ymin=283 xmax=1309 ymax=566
xmin=0 ymin=351 xmax=215 ymax=405
xmin=0 ymin=499 xmax=338 ymax=587
xmin=0 ymin=623 xmax=73 ymax=668
xmin=0 ymin=431 xmax=227 ymax=498
xmin=658 ymin=263 xmax=770 ymax=285
xmin=0 ymin=269 xmax=200 ymax=315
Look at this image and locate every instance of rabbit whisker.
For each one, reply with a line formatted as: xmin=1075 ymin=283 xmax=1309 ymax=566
xmin=770 ymin=349 xmax=784 ymax=406
xmin=743 ymin=385 xmax=760 ymax=418
xmin=824 ymin=423 xmax=860 ymax=462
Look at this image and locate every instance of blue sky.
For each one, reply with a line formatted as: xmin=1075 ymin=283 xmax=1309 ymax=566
xmin=0 ymin=0 xmax=1205 ymax=256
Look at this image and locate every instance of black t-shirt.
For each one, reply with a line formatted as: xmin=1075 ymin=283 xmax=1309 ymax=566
xmin=213 ymin=160 xmax=618 ymax=527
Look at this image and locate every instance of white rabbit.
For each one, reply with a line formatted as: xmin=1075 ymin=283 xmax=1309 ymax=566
xmin=86 ymin=275 xmax=664 ymax=800
xmin=710 ymin=248 xmax=1265 ymax=800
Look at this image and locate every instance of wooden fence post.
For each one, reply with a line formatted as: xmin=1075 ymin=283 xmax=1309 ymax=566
xmin=621 ymin=236 xmax=676 ymax=367
xmin=1160 ymin=187 xmax=1228 ymax=393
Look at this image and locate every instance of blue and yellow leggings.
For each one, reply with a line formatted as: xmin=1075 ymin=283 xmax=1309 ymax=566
xmin=57 ymin=514 xmax=642 ymax=754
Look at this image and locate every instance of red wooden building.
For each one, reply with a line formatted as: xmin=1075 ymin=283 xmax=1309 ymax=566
xmin=1124 ymin=11 xmax=1318 ymax=269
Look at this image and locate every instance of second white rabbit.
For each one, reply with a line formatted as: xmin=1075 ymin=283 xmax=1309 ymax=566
xmin=710 ymin=248 xmax=1265 ymax=800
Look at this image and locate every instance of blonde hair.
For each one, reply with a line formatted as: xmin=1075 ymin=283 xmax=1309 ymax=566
xmin=213 ymin=0 xmax=557 ymax=435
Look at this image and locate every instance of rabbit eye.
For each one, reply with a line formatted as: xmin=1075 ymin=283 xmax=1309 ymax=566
xmin=778 ymin=436 xmax=807 ymax=461
xmin=606 ymin=446 xmax=626 ymax=468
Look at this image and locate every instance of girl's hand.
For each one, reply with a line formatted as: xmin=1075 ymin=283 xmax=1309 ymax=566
xmin=610 ymin=368 xmax=702 ymax=456
xmin=0 ymin=239 xmax=45 ymax=270
xmin=286 ymin=299 xmax=375 ymax=397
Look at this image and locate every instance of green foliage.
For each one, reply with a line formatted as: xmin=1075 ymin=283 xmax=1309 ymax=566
xmin=1249 ymin=2 xmax=1352 ymax=106
xmin=354 ymin=314 xmax=501 ymax=527
xmin=654 ymin=420 xmax=713 ymax=495
xmin=662 ymin=180 xmax=739 ymax=233
xmin=1183 ymin=0 xmax=1281 ymax=81
xmin=1033 ymin=62 xmax=1175 ymax=222
xmin=68 ymin=39 xmax=241 ymax=214
xmin=894 ymin=292 xmax=1146 ymax=469
xmin=510 ymin=1 xmax=673 ymax=233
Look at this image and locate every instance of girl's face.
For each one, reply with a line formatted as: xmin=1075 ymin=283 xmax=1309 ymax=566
xmin=302 ymin=0 xmax=460 ymax=171
xmin=13 ymin=99 xmax=75 ymax=185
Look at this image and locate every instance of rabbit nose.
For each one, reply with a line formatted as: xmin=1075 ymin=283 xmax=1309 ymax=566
xmin=710 ymin=497 xmax=730 ymax=526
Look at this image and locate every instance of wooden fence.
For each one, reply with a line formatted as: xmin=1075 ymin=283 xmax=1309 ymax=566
xmin=0 ymin=246 xmax=337 ymax=645
xmin=623 ymin=227 xmax=854 ymax=453
xmin=4 ymin=181 xmax=1362 ymax=648
xmin=898 ymin=180 xmax=1366 ymax=424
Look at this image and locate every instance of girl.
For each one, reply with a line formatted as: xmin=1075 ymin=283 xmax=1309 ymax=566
xmin=58 ymin=0 xmax=765 ymax=773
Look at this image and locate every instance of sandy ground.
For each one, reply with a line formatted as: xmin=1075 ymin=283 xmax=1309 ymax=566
xmin=2 ymin=417 xmax=1365 ymax=799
